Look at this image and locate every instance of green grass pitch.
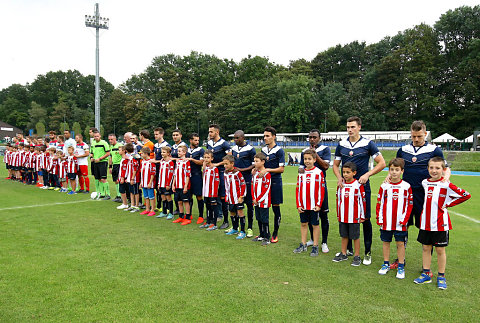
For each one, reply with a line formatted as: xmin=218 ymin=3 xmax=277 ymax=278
xmin=0 ymin=164 xmax=479 ymax=322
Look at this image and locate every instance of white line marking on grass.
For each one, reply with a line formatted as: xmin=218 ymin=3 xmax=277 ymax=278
xmin=450 ymin=210 xmax=480 ymax=224
xmin=0 ymin=199 xmax=92 ymax=212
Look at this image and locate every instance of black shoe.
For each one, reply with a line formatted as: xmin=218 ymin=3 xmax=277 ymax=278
xmin=332 ymin=253 xmax=348 ymax=262
xmin=101 ymin=195 xmax=111 ymax=200
xmin=77 ymin=189 xmax=85 ymax=193
xmin=113 ymin=197 xmax=122 ymax=203
xmin=219 ymin=222 xmax=229 ymax=229
xmin=84 ymin=190 xmax=90 ymax=194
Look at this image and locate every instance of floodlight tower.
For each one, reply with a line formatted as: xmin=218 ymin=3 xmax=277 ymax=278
xmin=85 ymin=3 xmax=109 ymax=131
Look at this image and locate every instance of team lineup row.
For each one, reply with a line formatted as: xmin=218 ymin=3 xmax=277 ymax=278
xmin=4 ymin=117 xmax=471 ymax=290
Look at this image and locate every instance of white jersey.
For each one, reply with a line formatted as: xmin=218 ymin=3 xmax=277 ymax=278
xmin=376 ymin=180 xmax=413 ymax=231
xmin=74 ymin=142 xmax=90 ymax=166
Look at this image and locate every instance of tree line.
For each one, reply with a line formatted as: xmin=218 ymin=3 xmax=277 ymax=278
xmin=1 ymin=5 xmax=479 ymax=140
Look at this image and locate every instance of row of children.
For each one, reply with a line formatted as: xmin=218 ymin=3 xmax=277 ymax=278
xmin=4 ymin=143 xmax=82 ymax=194
xmin=323 ymin=156 xmax=470 ymax=288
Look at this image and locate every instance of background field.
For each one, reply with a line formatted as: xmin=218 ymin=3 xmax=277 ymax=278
xmin=0 ymin=164 xmax=479 ymax=322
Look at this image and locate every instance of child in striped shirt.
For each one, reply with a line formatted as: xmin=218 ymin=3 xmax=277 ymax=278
xmin=223 ymin=155 xmax=247 ymax=239
xmin=293 ymin=149 xmax=325 ymax=256
xmin=413 ymin=157 xmax=471 ymax=289
xmin=333 ymin=162 xmax=366 ymax=266
xmin=252 ymin=152 xmax=272 ymax=246
xmin=376 ymin=158 xmax=413 ymax=279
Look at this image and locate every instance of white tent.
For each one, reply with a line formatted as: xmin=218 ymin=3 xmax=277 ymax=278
xmin=432 ymin=133 xmax=459 ymax=143
xmin=464 ymin=135 xmax=474 ymax=143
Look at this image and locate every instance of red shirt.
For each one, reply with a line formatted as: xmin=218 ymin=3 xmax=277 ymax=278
xmin=376 ymin=180 xmax=413 ymax=231
xmin=252 ymin=172 xmax=271 ymax=208
xmin=158 ymin=159 xmax=175 ymax=188
xmin=224 ymin=169 xmax=246 ymax=205
xmin=336 ymin=179 xmax=366 ymax=224
xmin=296 ymin=166 xmax=325 ymax=211
xmin=202 ymin=166 xmax=219 ymax=197
xmin=173 ymin=159 xmax=191 ymax=190
xmin=420 ymin=178 xmax=471 ymax=231
xmin=140 ymin=159 xmax=155 ymax=188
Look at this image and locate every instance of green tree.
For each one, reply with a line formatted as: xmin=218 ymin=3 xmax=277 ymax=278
xmin=36 ymin=122 xmax=46 ymax=137
xmin=166 ymin=91 xmax=208 ymax=137
xmin=28 ymin=101 xmax=48 ymax=129
xmin=72 ymin=122 xmax=82 ymax=138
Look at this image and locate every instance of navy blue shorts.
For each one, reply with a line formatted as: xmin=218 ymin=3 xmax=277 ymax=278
xmin=190 ymin=174 xmax=203 ymax=196
xmin=67 ymin=173 xmax=76 ymax=180
xmin=271 ymin=177 xmax=283 ymax=205
xmin=129 ymin=183 xmax=140 ymax=195
xmin=228 ymin=203 xmax=244 ymax=213
xmin=380 ymin=229 xmax=408 ymax=242
xmin=174 ymin=189 xmax=191 ymax=202
xmin=299 ymin=210 xmax=320 ymax=225
xmin=255 ymin=206 xmax=269 ymax=223
xmin=119 ymin=182 xmax=129 ymax=194
xmin=410 ymin=187 xmax=425 ymax=227
xmin=321 ymin=185 xmax=329 ymax=212
xmin=218 ymin=170 xmax=225 ymax=197
xmin=363 ymin=183 xmax=371 ymax=219
xmin=244 ymin=181 xmax=253 ymax=206
xmin=159 ymin=187 xmax=173 ymax=195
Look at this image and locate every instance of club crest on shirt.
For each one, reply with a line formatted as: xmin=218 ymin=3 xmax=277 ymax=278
xmin=349 ymin=150 xmax=353 ymax=156
xmin=392 ymin=192 xmax=399 ymax=200
xmin=412 ymin=157 xmax=417 ymax=162
xmin=266 ymin=156 xmax=269 ymax=161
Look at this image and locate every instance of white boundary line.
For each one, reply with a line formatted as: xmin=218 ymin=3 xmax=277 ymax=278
xmin=0 ymin=199 xmax=92 ymax=212
xmin=449 ymin=210 xmax=480 ymax=224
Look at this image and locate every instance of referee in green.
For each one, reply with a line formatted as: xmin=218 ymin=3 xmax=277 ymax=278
xmin=108 ymin=134 xmax=123 ymax=202
xmin=90 ymin=130 xmax=111 ymax=200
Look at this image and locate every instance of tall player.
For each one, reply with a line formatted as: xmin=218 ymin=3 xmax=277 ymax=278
xmin=231 ymin=130 xmax=256 ymax=238
xmin=186 ymin=133 xmax=205 ymax=224
xmin=90 ymin=131 xmax=111 ymax=199
xmin=206 ymin=124 xmax=232 ymax=230
xmin=152 ymin=127 xmax=171 ymax=212
xmin=299 ymin=129 xmax=331 ymax=253
xmin=171 ymin=129 xmax=187 ymax=214
xmin=333 ymin=116 xmax=386 ymax=265
xmin=256 ymin=126 xmax=285 ymax=243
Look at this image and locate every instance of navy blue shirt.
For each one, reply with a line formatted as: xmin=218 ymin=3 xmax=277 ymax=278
xmin=300 ymin=144 xmax=331 ymax=178
xmin=397 ymin=142 xmax=445 ymax=189
xmin=153 ymin=140 xmax=171 ymax=161
xmin=261 ymin=144 xmax=285 ymax=180
xmin=334 ymin=136 xmax=381 ymax=184
xmin=206 ymin=138 xmax=231 ymax=172
xmin=232 ymin=144 xmax=256 ymax=182
xmin=171 ymin=142 xmax=187 ymax=159
xmin=187 ymin=146 xmax=205 ymax=175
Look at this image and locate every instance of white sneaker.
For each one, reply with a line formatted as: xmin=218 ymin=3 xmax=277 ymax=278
xmin=306 ymin=240 xmax=314 ymax=247
xmin=396 ymin=268 xmax=405 ymax=279
xmin=363 ymin=252 xmax=372 ymax=266
xmin=117 ymin=204 xmax=129 ymax=210
xmin=321 ymin=243 xmax=329 ymax=253
xmin=378 ymin=264 xmax=390 ymax=275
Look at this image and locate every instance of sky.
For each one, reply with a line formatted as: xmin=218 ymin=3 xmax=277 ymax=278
xmin=0 ymin=0 xmax=478 ymax=90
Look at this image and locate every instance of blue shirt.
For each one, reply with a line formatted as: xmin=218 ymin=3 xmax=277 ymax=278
xmin=261 ymin=144 xmax=285 ymax=180
xmin=206 ymin=138 xmax=231 ymax=171
xmin=171 ymin=142 xmax=187 ymax=159
xmin=153 ymin=140 xmax=171 ymax=161
xmin=187 ymin=146 xmax=205 ymax=175
xmin=397 ymin=142 xmax=445 ymax=189
xmin=232 ymin=144 xmax=256 ymax=182
xmin=300 ymin=144 xmax=331 ymax=178
xmin=334 ymin=136 xmax=381 ymax=183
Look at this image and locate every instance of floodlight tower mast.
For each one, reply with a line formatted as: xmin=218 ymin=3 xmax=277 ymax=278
xmin=85 ymin=3 xmax=109 ymax=131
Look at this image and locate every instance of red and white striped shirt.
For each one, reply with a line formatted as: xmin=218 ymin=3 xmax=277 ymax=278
xmin=119 ymin=157 xmax=128 ymax=180
xmin=24 ymin=151 xmax=32 ymax=168
xmin=252 ymin=172 xmax=271 ymax=208
xmin=58 ymin=160 xmax=67 ymax=179
xmin=11 ymin=151 xmax=18 ymax=167
xmin=49 ymin=158 xmax=58 ymax=175
xmin=173 ymin=159 xmax=191 ymax=190
xmin=29 ymin=152 xmax=37 ymax=169
xmin=203 ymin=166 xmax=219 ymax=197
xmin=4 ymin=150 xmax=11 ymax=165
xmin=376 ymin=180 xmax=413 ymax=231
xmin=158 ymin=159 xmax=175 ymax=188
xmin=125 ymin=155 xmax=140 ymax=184
xmin=36 ymin=153 xmax=44 ymax=171
xmin=18 ymin=150 xmax=26 ymax=167
xmin=224 ymin=169 xmax=246 ymax=204
xmin=336 ymin=180 xmax=366 ymax=224
xmin=296 ymin=166 xmax=325 ymax=211
xmin=140 ymin=159 xmax=156 ymax=188
xmin=420 ymin=178 xmax=471 ymax=231
xmin=66 ymin=155 xmax=78 ymax=173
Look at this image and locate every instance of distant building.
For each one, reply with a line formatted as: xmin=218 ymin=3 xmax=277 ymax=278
xmin=0 ymin=121 xmax=23 ymax=142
